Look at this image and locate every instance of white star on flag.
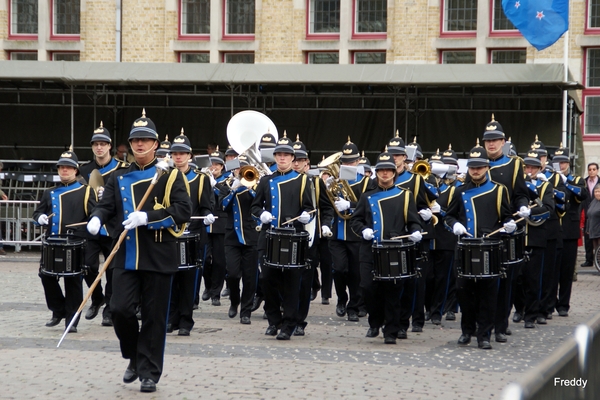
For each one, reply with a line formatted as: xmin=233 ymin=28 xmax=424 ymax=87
xmin=515 ymin=1 xmax=520 ymax=8
xmin=536 ymin=11 xmax=545 ymax=20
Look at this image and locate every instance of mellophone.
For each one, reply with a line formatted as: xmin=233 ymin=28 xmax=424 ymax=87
xmin=41 ymin=234 xmax=87 ymax=277
xmin=455 ymin=228 xmax=525 ymax=279
xmin=371 ymin=240 xmax=424 ymax=281
xmin=264 ymin=227 xmax=310 ymax=269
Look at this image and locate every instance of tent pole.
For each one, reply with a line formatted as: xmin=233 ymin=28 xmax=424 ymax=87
xmin=71 ymin=85 xmax=74 ymax=149
xmin=562 ymin=30 xmax=569 ymax=148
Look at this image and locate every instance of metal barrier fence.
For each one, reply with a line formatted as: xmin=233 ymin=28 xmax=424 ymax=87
xmin=502 ymin=313 xmax=600 ymax=400
xmin=0 ymin=200 xmax=43 ymax=251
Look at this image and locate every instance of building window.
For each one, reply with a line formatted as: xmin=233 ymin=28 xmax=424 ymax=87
xmin=181 ymin=52 xmax=210 ymax=63
xmin=307 ymin=52 xmax=339 ymax=64
xmin=52 ymin=52 xmax=80 ymax=61
xmin=53 ymin=0 xmax=80 ymax=36
xmin=355 ymin=0 xmax=386 ymax=33
xmin=181 ymin=0 xmax=210 ymax=35
xmin=225 ymin=0 xmax=255 ymax=35
xmin=354 ymin=52 xmax=386 ymax=64
xmin=443 ymin=0 xmax=477 ymax=32
xmin=10 ymin=51 xmax=37 ymax=60
xmin=589 ymin=0 xmax=600 ymax=29
xmin=584 ymin=48 xmax=600 ymax=137
xmin=224 ymin=53 xmax=254 ymax=63
xmin=441 ymin=50 xmax=476 ymax=64
xmin=585 ymin=96 xmax=600 ymax=135
xmin=309 ymin=0 xmax=340 ymax=34
xmin=587 ymin=48 xmax=600 ymax=87
xmin=10 ymin=0 xmax=38 ymax=36
xmin=492 ymin=0 xmax=516 ymax=31
xmin=490 ymin=50 xmax=526 ymax=63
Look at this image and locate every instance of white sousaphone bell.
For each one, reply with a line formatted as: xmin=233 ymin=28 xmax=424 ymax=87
xmin=227 ymin=110 xmax=278 ymax=173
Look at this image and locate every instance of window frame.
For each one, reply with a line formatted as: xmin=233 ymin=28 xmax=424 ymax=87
xmin=438 ymin=49 xmax=476 ymax=64
xmin=305 ymin=51 xmax=340 ymax=64
xmin=586 ymin=0 xmax=600 ymax=34
xmin=222 ymin=0 xmax=255 ymax=41
xmin=8 ymin=0 xmax=38 ymax=40
xmin=8 ymin=50 xmax=38 ymax=60
xmin=351 ymin=0 xmax=387 ymax=40
xmin=178 ymin=0 xmax=211 ymax=40
xmin=439 ymin=0 xmax=477 ymax=38
xmin=488 ymin=0 xmax=520 ymax=37
xmin=51 ymin=51 xmax=80 ymax=61
xmin=179 ymin=52 xmax=211 ymax=63
xmin=488 ymin=48 xmax=527 ymax=64
xmin=222 ymin=52 xmax=255 ymax=63
xmin=306 ymin=0 xmax=341 ymax=40
xmin=351 ymin=50 xmax=386 ymax=64
xmin=583 ymin=48 xmax=600 ymax=139
xmin=50 ymin=0 xmax=80 ymax=41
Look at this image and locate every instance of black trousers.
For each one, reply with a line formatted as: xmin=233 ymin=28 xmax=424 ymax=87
xmin=39 ymin=272 xmax=83 ymax=328
xmin=360 ymin=261 xmax=403 ymax=338
xmin=169 ymin=267 xmax=199 ymax=330
xmin=429 ymin=250 xmax=455 ymax=321
xmin=225 ymin=244 xmax=258 ymax=319
xmin=261 ymin=264 xmax=302 ymax=335
xmin=540 ymin=239 xmax=558 ymax=316
xmin=522 ymin=247 xmax=544 ymax=323
xmin=456 ymin=277 xmax=499 ymax=343
xmin=203 ymin=233 xmax=226 ymax=300
xmin=84 ymin=236 xmax=113 ymax=314
xmin=111 ymin=268 xmax=173 ymax=384
xmin=494 ymin=260 xmax=518 ymax=335
xmin=584 ymin=229 xmax=593 ymax=265
xmin=329 ymin=239 xmax=361 ymax=314
xmin=297 ymin=264 xmax=315 ymax=328
xmin=311 ymin=237 xmax=333 ymax=299
xmin=410 ymin=256 xmax=431 ymax=328
xmin=556 ymin=239 xmax=578 ymax=312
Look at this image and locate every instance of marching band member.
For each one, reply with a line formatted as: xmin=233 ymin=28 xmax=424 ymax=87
xmin=358 ymin=152 xmax=373 ymax=178
xmin=79 ymin=123 xmax=129 ymax=326
xmin=551 ymin=144 xmax=587 ymax=317
xmin=480 ymin=116 xmax=530 ymax=343
xmin=251 ymin=134 xmax=313 ymax=340
xmin=168 ymin=130 xmax=213 ymax=336
xmin=350 ymin=151 xmax=423 ymax=344
xmin=35 ymin=149 xmax=96 ymax=332
xmin=87 ymin=111 xmax=191 ymax=392
xmin=444 ymin=142 xmax=514 ymax=350
xmin=219 ymin=154 xmax=259 ymax=325
xmin=156 ymin=135 xmax=171 ymax=159
xmin=201 ymin=147 xmax=228 ymax=307
xmin=320 ymin=138 xmax=375 ymax=322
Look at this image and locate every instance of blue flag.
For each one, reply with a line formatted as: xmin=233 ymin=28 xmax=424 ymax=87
xmin=502 ymin=0 xmax=568 ymax=51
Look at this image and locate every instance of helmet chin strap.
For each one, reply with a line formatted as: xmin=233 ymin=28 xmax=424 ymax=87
xmin=131 ymin=147 xmax=155 ymax=156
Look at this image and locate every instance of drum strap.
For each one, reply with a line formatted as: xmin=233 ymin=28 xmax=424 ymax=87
xmin=84 ymin=185 xmax=92 ymax=216
xmin=154 ymin=169 xmax=190 ymax=238
xmin=361 ymin=176 xmax=370 ymax=193
xmin=496 ymin=185 xmax=503 ymax=217
xmin=404 ymin=191 xmax=409 ymax=222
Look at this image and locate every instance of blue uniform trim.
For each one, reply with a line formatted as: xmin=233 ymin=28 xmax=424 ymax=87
xmin=526 ymin=181 xmax=538 ymax=196
xmin=395 ymin=170 xmax=412 ymax=186
xmin=460 ymin=179 xmax=496 ymax=236
xmin=367 ymin=186 xmax=403 ymax=242
xmin=269 ymin=171 xmax=300 ymax=228
xmin=424 ymin=181 xmax=439 ymax=199
xmin=489 ymin=154 xmax=510 ymax=168
xmin=49 ymin=182 xmax=84 ymax=235
xmin=119 ymin=169 xmax=155 ymax=271
xmin=565 ymin=174 xmax=582 ymax=197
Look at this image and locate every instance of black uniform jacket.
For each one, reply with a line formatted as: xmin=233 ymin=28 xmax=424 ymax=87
xmin=524 ymin=178 xmax=554 ymax=248
xmin=90 ymin=158 xmax=192 ymax=273
xmin=33 ymin=180 xmax=96 ymax=239
xmin=184 ymin=168 xmax=213 ymax=241
xmin=488 ymin=154 xmax=530 ymax=211
xmin=432 ymin=180 xmax=461 ymax=251
xmin=350 ymin=184 xmax=422 ymax=264
xmin=444 ymin=177 xmax=512 ymax=238
xmin=207 ymin=173 xmax=229 ymax=235
xmin=561 ymin=173 xmax=587 ymax=240
xmin=543 ymin=168 xmax=567 ymax=241
xmin=251 ymin=168 xmax=314 ymax=250
xmin=220 ymin=184 xmax=259 ymax=247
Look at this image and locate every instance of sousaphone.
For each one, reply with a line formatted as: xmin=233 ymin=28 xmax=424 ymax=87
xmin=227 ymin=110 xmax=278 ymax=175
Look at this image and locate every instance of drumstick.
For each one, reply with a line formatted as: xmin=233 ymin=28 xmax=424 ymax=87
xmin=282 ymin=209 xmax=316 ymax=225
xmin=65 ymin=221 xmax=88 ymax=228
xmin=484 ymin=217 xmax=526 ymax=238
xmin=511 ymin=204 xmax=536 ymax=217
xmin=254 ymin=215 xmax=277 ymax=232
xmin=390 ymin=232 xmax=429 ymax=240
xmin=190 ymin=216 xmax=219 ymax=220
xmin=48 ymin=213 xmax=55 ymax=218
xmin=58 ymin=166 xmax=168 ymax=348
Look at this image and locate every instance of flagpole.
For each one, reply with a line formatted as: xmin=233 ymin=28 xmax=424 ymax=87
xmin=562 ymin=29 xmax=569 ymax=148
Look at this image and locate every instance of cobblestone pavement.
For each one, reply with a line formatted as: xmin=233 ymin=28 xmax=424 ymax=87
xmin=0 ymin=248 xmax=598 ymax=399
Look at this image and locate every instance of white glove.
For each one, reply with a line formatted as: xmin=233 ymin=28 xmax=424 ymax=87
xmin=203 ymin=213 xmax=216 ymax=226
xmin=209 ymin=175 xmax=217 ymax=187
xmin=260 ymin=211 xmax=273 ymax=224
xmin=409 ymin=231 xmax=423 ymax=243
xmin=430 ymin=203 xmax=441 ymax=214
xmin=298 ymin=211 xmax=311 ymax=224
xmin=503 ymin=220 xmax=517 ymax=234
xmin=362 ymin=228 xmax=374 ymax=241
xmin=37 ymin=214 xmax=49 ymax=226
xmin=453 ymin=222 xmax=467 ymax=236
xmin=97 ymin=187 xmax=104 ymax=201
xmin=122 ymin=211 xmax=148 ymax=230
xmin=517 ymin=206 xmax=531 ymax=218
xmin=321 ymin=225 xmax=332 ymax=237
xmin=325 ymin=176 xmax=335 ymax=189
xmin=230 ymin=178 xmax=241 ymax=190
xmin=87 ymin=216 xmax=101 ymax=235
xmin=560 ymin=173 xmax=568 ymax=183
xmin=536 ymin=173 xmax=548 ymax=182
xmin=418 ymin=208 xmax=433 ymax=222
xmin=334 ymin=198 xmax=351 ymax=212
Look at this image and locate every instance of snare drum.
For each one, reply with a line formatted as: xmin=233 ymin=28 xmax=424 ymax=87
xmin=372 ymin=240 xmax=418 ymax=281
xmin=264 ymin=228 xmax=309 ymax=269
xmin=177 ymin=232 xmax=202 ymax=270
xmin=456 ymin=237 xmax=503 ymax=279
xmin=41 ymin=235 xmax=86 ymax=277
xmin=500 ymin=228 xmax=525 ymax=266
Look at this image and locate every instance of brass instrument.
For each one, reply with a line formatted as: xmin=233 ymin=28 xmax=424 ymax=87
xmin=411 ymin=160 xmax=431 ymax=180
xmin=239 ymin=165 xmax=260 ymax=187
xmin=318 ymin=152 xmax=357 ymax=220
